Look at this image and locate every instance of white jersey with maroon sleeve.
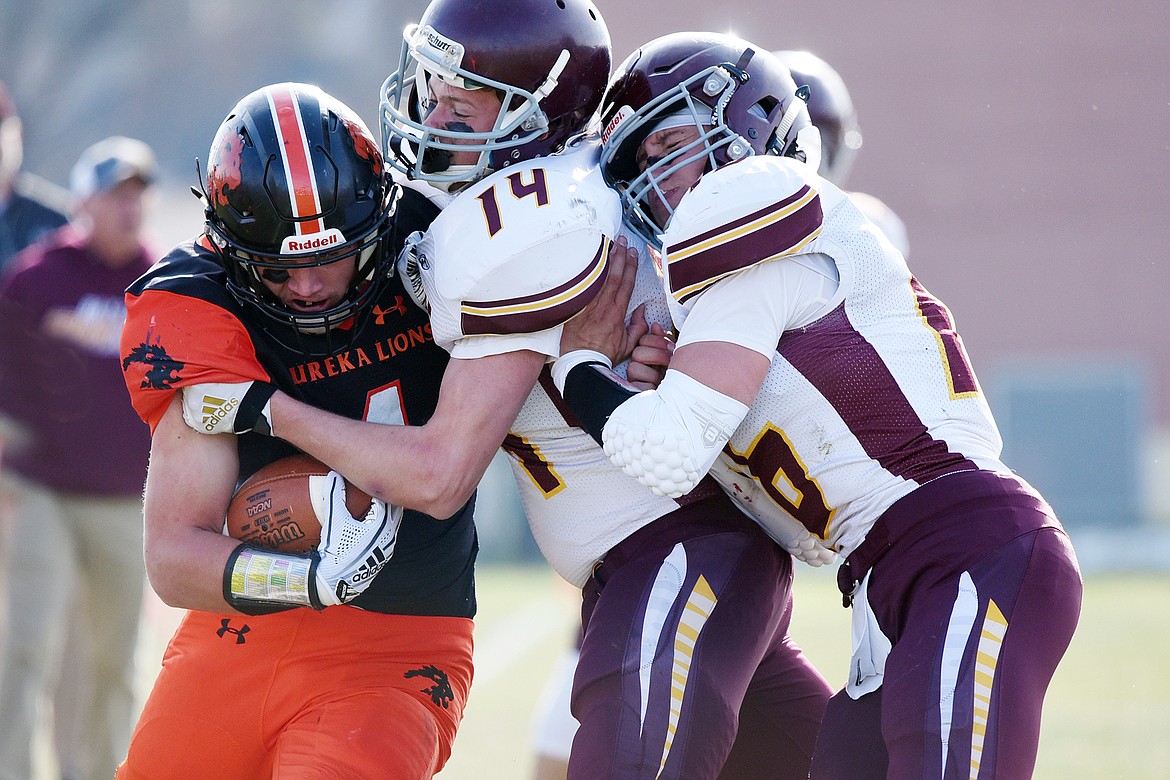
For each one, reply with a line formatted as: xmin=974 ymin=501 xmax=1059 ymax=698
xmin=503 ymin=223 xmax=703 ymax=588
xmin=661 ymin=155 xmax=1007 ymax=559
xmin=406 ymin=141 xmax=621 ymax=362
xmin=406 ymin=141 xmax=691 ymax=587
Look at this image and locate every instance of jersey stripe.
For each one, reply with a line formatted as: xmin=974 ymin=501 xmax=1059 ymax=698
xmin=266 ymin=84 xmax=324 ymax=236
xmin=460 ymin=236 xmax=609 ymax=336
xmin=666 ymin=185 xmax=823 ymax=304
xmin=778 ymin=303 xmax=977 ymax=484
xmin=969 ymin=600 xmax=1007 ymax=779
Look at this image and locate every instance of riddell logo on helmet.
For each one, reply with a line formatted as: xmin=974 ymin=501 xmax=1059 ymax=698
xmin=602 ymin=106 xmax=634 ymax=146
xmin=281 ymin=228 xmax=346 ymax=255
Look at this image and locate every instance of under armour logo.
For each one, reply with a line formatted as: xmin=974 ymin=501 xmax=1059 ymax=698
xmin=405 ymin=664 xmax=454 ymax=709
xmin=217 ymin=619 xmax=251 ymax=644
xmin=373 ymin=296 xmax=408 ymax=325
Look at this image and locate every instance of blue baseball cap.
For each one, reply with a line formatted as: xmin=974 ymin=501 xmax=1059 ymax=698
xmin=69 ymin=135 xmax=156 ymax=198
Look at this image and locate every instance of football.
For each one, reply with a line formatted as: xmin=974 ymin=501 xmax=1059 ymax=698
xmin=224 ymin=454 xmax=372 ymax=554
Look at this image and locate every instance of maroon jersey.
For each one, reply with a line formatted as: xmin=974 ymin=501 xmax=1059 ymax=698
xmin=1 ymin=225 xmax=152 ymax=495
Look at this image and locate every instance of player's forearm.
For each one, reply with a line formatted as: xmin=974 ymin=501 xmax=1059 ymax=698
xmin=143 ymin=525 xmax=245 ymax=613
xmin=268 ymin=392 xmax=484 ymax=518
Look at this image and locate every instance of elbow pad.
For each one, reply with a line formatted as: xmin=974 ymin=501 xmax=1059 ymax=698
xmin=601 ymin=369 xmax=748 ymax=498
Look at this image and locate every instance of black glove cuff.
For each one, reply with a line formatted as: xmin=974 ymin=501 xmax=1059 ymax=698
xmin=562 ymin=361 xmax=639 ymax=446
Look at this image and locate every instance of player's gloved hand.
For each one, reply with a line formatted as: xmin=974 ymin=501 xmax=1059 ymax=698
xmin=397 ymin=231 xmax=430 ymax=313
xmin=182 ymin=381 xmax=278 ymax=435
xmin=307 ymin=471 xmax=401 ymax=607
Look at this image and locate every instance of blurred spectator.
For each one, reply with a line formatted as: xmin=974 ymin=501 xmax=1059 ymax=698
xmin=0 ymin=136 xmax=157 ymax=780
xmin=0 ymin=79 xmax=69 ymax=508
xmin=0 ymin=80 xmax=69 ymax=275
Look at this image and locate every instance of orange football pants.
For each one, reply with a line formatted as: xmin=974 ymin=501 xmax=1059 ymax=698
xmin=116 ymin=607 xmax=474 ymax=779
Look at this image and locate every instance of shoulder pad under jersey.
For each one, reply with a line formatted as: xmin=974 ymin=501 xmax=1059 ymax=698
xmin=661 ymin=156 xmax=826 ymax=305
xmin=427 ymin=149 xmax=622 ymax=337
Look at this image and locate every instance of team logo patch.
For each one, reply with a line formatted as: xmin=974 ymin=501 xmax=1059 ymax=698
xmin=122 ymin=340 xmax=184 ymax=390
xmin=405 ymin=664 xmax=454 ymax=708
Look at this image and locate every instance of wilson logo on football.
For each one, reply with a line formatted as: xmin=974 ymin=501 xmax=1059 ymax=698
xmin=200 ymin=394 xmax=239 ymax=432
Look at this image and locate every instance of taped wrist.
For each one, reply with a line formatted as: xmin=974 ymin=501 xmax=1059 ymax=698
xmin=555 ymin=351 xmax=639 ymax=446
xmin=223 ymin=543 xmax=322 ymax=614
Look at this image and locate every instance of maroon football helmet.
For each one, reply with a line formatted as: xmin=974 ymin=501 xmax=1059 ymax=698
xmin=379 ymin=0 xmax=611 ymax=189
xmin=774 ymin=50 xmax=862 ymax=185
xmin=598 ymin=32 xmax=812 ymax=247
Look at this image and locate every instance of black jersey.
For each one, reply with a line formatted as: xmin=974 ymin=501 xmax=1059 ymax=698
xmin=121 ymin=189 xmax=476 ymax=617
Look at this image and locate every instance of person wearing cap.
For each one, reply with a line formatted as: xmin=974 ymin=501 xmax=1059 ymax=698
xmin=0 ymin=135 xmax=158 ymax=780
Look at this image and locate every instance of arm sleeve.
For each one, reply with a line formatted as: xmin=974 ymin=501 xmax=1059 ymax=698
xmin=558 ymin=355 xmax=640 ymax=446
xmin=120 ymin=289 xmax=270 ymax=432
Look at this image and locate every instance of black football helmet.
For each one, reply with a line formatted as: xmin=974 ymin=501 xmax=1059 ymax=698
xmin=202 ymin=82 xmax=397 ymax=353
xmin=598 ymin=32 xmax=813 ymax=248
xmin=378 ymin=0 xmax=611 ymax=190
xmin=774 ymin=50 xmax=862 ymax=186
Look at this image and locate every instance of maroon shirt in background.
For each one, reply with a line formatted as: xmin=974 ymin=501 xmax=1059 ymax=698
xmin=0 ymin=224 xmax=154 ymax=495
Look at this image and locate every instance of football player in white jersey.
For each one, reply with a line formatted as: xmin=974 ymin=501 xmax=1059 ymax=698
xmin=179 ymin=3 xmax=833 ymax=778
xmin=532 ymin=44 xmax=918 ymax=779
xmin=555 ymin=31 xmax=1083 ymax=780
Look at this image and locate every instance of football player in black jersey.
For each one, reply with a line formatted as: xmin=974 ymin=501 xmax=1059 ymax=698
xmin=116 ymin=83 xmax=475 ymax=779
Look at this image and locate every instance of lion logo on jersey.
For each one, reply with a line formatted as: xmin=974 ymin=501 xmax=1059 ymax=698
xmin=122 ymin=341 xmax=185 ymax=390
xmin=404 ymin=665 xmax=454 ymax=709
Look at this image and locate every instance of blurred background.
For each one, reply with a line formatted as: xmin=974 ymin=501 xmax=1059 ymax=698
xmin=4 ymin=0 xmax=1168 ymax=557
xmin=4 ymin=1 xmax=1169 ymax=778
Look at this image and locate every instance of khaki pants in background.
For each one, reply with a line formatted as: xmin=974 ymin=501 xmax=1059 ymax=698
xmin=0 ymin=473 xmax=146 ymax=780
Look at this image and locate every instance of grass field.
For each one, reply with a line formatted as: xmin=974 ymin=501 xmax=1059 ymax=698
xmin=86 ymin=559 xmax=1167 ymax=780
xmin=436 ymin=562 xmax=1170 ymax=780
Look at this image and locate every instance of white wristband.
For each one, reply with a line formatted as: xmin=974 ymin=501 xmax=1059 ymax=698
xmin=551 ymin=349 xmax=612 ymax=396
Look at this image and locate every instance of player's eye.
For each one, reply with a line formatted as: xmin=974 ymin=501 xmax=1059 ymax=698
xmin=260 ymin=268 xmax=290 ymax=283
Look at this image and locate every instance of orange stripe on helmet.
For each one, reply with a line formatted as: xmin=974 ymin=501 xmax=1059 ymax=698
xmin=266 ymin=85 xmax=325 ymax=236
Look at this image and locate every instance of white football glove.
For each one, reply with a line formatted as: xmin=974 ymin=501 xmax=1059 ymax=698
xmin=182 ymin=381 xmax=277 ymax=435
xmin=308 ymin=471 xmax=401 ymax=607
